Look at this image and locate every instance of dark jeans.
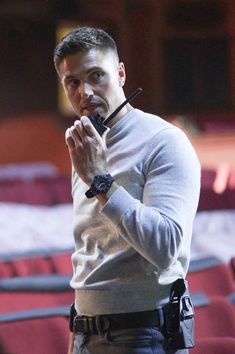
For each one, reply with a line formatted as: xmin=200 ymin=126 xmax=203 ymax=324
xmin=73 ymin=326 xmax=189 ymax=354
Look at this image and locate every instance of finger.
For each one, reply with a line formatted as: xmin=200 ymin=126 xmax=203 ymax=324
xmin=80 ymin=116 xmax=100 ymax=138
xmin=65 ymin=128 xmax=75 ymax=149
xmin=69 ymin=126 xmax=82 ymax=146
xmin=74 ymin=119 xmax=87 ymax=140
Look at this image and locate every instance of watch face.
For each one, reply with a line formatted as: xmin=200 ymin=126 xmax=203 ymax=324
xmin=98 ymin=181 xmax=108 ymax=193
xmin=85 ymin=174 xmax=114 ymax=198
xmin=92 ymin=174 xmax=114 ymax=194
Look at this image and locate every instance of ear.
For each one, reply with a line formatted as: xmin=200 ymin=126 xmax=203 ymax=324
xmin=118 ymin=62 xmax=126 ymax=87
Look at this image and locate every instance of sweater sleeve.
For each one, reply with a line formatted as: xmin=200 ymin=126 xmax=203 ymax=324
xmin=101 ymin=127 xmax=201 ymax=270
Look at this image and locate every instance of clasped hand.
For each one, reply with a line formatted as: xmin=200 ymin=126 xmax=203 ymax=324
xmin=65 ymin=116 xmax=109 ymax=185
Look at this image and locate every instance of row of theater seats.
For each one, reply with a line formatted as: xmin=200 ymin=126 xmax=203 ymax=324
xmin=1 ymin=251 xmax=234 ymax=294
xmin=0 ymin=175 xmax=72 ymax=352
xmin=0 ymin=252 xmax=234 ymax=353
xmin=0 ymin=173 xmax=71 ymax=353
xmin=0 ymin=250 xmax=73 ymax=353
xmin=0 ymin=306 xmax=70 ymax=353
xmin=0 ymin=175 xmax=72 ymax=205
xmin=0 ymin=172 xmax=234 ymax=352
xmin=0 ymin=249 xmax=73 ymax=278
xmin=0 ymin=170 xmax=234 ymax=209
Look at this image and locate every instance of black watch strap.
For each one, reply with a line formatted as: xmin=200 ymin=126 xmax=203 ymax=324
xmin=85 ymin=174 xmax=115 ymax=199
xmin=85 ymin=188 xmax=96 ymax=199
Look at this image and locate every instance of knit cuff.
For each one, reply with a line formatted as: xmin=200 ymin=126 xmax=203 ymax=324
xmin=101 ymin=186 xmax=137 ymax=224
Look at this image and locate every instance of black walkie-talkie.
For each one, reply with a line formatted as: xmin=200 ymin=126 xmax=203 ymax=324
xmin=88 ymin=87 xmax=142 ymax=136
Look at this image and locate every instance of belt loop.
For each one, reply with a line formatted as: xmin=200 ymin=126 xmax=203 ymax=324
xmin=158 ymin=308 xmax=165 ymax=327
xmin=88 ymin=317 xmax=95 ymax=334
xmin=95 ymin=315 xmax=110 ymax=336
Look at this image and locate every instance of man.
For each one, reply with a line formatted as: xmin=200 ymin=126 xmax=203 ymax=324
xmin=54 ymin=27 xmax=200 ymax=354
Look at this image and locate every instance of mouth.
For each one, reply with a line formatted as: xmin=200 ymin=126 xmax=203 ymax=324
xmin=81 ymin=103 xmax=103 ymax=117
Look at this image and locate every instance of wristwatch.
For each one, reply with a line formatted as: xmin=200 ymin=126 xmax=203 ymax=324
xmin=85 ymin=174 xmax=115 ymax=198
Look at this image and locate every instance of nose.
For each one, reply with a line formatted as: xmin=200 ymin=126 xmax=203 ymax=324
xmin=79 ymin=82 xmax=93 ymax=99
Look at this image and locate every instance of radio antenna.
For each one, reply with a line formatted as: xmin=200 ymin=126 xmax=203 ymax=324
xmin=103 ymin=87 xmax=142 ymax=126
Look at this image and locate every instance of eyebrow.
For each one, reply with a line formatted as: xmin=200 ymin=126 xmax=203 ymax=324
xmin=61 ymin=66 xmax=103 ymax=84
xmin=62 ymin=75 xmax=76 ymax=84
xmin=86 ymin=66 xmax=102 ymax=73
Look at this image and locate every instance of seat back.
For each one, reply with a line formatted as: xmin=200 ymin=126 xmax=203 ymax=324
xmin=193 ymin=295 xmax=235 ymax=339
xmin=187 ymin=257 xmax=235 ymax=296
xmin=0 ymin=306 xmax=70 ymax=354
xmin=0 ymin=274 xmax=74 ymax=314
xmin=0 ymin=250 xmax=72 ymax=278
xmin=191 ymin=337 xmax=235 ymax=354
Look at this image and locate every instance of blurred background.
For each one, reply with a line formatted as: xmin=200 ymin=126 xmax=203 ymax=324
xmin=0 ymin=0 xmax=235 ymax=175
xmin=0 ymin=0 xmax=234 ymax=174
xmin=0 ymin=1 xmax=235 ymax=353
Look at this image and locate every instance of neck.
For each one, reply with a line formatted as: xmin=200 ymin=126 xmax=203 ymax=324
xmin=107 ymin=103 xmax=133 ymax=128
xmin=106 ymin=87 xmax=142 ymax=128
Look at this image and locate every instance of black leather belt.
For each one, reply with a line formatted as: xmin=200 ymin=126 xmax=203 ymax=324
xmin=72 ymin=308 xmax=163 ymax=335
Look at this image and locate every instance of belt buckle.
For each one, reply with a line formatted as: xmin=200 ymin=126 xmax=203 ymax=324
xmin=73 ymin=315 xmax=110 ymax=335
xmin=74 ymin=315 xmax=90 ymax=334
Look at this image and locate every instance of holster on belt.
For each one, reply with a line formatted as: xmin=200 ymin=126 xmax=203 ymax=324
xmin=163 ymin=278 xmax=195 ymax=350
xmin=69 ymin=303 xmax=77 ymax=333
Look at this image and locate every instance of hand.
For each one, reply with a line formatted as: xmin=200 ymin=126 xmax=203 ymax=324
xmin=65 ymin=116 xmax=109 ymax=186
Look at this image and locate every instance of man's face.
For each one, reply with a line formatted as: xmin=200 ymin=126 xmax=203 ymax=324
xmin=57 ymin=48 xmax=126 ymax=120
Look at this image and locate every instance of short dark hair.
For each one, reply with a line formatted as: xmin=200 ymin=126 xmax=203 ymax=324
xmin=54 ymin=27 xmax=119 ymax=68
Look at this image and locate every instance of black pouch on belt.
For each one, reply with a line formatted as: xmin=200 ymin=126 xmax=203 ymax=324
xmin=163 ymin=278 xmax=195 ymax=350
xmin=69 ymin=302 xmax=77 ymax=332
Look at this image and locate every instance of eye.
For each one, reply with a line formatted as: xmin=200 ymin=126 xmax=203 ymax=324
xmin=69 ymin=79 xmax=80 ymax=88
xmin=64 ymin=78 xmax=80 ymax=92
xmin=91 ymin=71 xmax=104 ymax=82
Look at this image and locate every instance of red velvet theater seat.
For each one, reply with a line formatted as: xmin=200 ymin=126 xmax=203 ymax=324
xmin=192 ymin=293 xmax=235 ymax=339
xmin=191 ymin=337 xmax=235 ymax=354
xmin=0 ymin=250 xmax=73 ymax=278
xmin=187 ymin=257 xmax=235 ymax=296
xmin=0 ymin=175 xmax=72 ymax=205
xmin=0 ymin=306 xmax=70 ymax=354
